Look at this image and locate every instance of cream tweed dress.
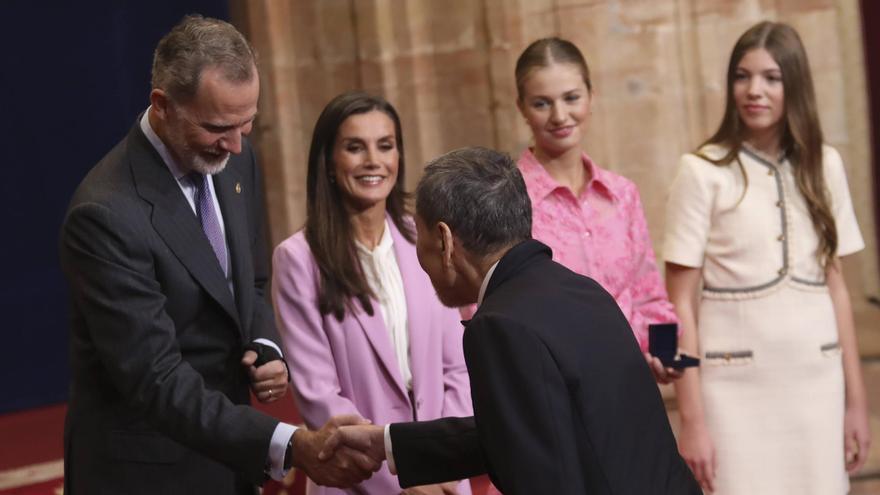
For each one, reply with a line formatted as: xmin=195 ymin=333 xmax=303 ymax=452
xmin=664 ymin=144 xmax=864 ymax=494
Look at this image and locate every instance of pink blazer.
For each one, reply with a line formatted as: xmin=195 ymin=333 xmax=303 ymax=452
xmin=272 ymin=217 xmax=472 ymax=495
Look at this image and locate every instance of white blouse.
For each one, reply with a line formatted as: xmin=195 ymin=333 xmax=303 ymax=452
xmin=356 ymin=220 xmax=412 ymax=390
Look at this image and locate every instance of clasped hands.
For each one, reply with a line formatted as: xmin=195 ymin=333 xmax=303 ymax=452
xmin=293 ymin=415 xmax=386 ymax=488
xmin=305 ymin=422 xmax=460 ymax=494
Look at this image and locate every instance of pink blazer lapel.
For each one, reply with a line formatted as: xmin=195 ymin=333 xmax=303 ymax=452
xmin=388 ymin=217 xmax=431 ymax=395
xmin=349 ymin=268 xmax=410 ymax=402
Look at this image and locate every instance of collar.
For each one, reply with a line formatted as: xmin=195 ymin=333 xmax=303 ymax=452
xmin=477 ymin=260 xmax=500 ymax=306
xmin=517 ymin=148 xmax=617 ymax=203
xmin=140 ymin=107 xmax=188 ymax=181
xmin=740 ymin=141 xmax=789 ymax=166
xmin=354 ymin=218 xmax=394 ymax=256
xmin=481 ymin=240 xmax=553 ymax=303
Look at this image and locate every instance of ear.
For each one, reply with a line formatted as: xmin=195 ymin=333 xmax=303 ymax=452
xmin=516 ymin=97 xmax=526 ymax=117
xmin=150 ymin=88 xmax=171 ymax=119
xmin=437 ymin=221 xmax=455 ymax=269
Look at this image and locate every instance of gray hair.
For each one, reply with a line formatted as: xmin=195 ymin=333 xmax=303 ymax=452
xmin=151 ymin=14 xmax=257 ymax=103
xmin=416 ymin=147 xmax=532 ymax=258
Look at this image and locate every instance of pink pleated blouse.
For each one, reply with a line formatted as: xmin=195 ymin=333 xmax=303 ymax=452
xmin=518 ymin=149 xmax=678 ymax=351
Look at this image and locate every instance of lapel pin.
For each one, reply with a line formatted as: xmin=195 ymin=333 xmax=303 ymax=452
xmin=235 ymin=182 xmax=242 ymax=194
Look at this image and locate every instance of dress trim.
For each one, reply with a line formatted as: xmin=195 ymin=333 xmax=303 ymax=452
xmin=704 ymin=147 xmax=790 ymax=294
xmin=791 ymin=275 xmax=826 ymax=287
xmin=820 ymin=341 xmax=840 ymax=352
xmin=705 ymin=350 xmax=754 ymax=360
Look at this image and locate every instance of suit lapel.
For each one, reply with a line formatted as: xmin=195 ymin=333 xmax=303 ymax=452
xmin=482 ymin=239 xmax=552 ymax=303
xmin=127 ymin=123 xmax=241 ymax=328
xmin=214 ymin=166 xmax=251 ymax=335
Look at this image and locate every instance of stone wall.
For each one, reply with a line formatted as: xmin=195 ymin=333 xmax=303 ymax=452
xmin=233 ymin=0 xmax=879 ymax=303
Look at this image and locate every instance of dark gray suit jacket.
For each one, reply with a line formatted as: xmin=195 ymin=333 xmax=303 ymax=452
xmin=391 ymin=240 xmax=700 ymax=494
xmin=60 ymin=120 xmax=281 ymax=494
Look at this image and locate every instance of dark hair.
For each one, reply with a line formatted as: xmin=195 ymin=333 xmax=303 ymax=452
xmin=515 ymin=37 xmax=592 ymax=100
xmin=416 ymin=147 xmax=531 ymax=259
xmin=700 ymin=21 xmax=836 ymax=266
xmin=305 ymin=91 xmax=413 ymax=321
xmin=152 ymin=14 xmax=257 ymax=103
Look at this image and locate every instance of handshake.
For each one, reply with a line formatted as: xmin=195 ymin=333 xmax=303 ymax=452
xmin=293 ymin=414 xmax=386 ymax=488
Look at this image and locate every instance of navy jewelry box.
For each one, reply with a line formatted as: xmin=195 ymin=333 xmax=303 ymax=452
xmin=648 ymin=323 xmax=700 ymax=369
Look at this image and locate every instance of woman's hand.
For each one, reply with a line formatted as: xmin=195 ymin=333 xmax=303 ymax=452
xmin=678 ymin=418 xmax=716 ymax=493
xmin=827 ymin=258 xmax=873 ymax=475
xmin=644 ymin=352 xmax=684 ymax=384
xmin=844 ymin=401 xmax=872 ymax=473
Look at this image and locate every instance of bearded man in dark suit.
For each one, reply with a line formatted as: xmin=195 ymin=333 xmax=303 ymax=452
xmin=60 ymin=14 xmax=376 ymax=494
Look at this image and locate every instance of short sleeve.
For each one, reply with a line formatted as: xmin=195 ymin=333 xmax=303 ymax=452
xmin=823 ymin=146 xmax=864 ymax=257
xmin=663 ymin=154 xmax=714 ymax=267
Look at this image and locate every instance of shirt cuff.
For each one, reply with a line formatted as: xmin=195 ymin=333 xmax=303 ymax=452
xmin=384 ymin=424 xmax=397 ymax=474
xmin=268 ymin=422 xmax=298 ymax=481
xmin=254 ymin=338 xmax=283 ymax=357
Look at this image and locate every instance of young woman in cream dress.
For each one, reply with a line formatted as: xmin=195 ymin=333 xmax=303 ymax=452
xmin=665 ymin=21 xmax=871 ymax=494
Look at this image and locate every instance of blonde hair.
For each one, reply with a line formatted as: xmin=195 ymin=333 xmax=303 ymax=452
xmin=514 ymin=37 xmax=592 ymax=101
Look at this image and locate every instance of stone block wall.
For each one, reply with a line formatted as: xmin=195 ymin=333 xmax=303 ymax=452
xmin=233 ymin=0 xmax=879 ymax=314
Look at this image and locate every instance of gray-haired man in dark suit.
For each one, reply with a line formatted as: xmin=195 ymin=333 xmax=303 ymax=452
xmin=321 ymin=147 xmax=700 ymax=494
xmin=60 ymin=15 xmax=377 ymax=494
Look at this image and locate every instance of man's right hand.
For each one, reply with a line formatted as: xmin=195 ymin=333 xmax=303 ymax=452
xmin=319 ymin=423 xmax=387 ymax=466
xmin=292 ymin=415 xmax=382 ymax=488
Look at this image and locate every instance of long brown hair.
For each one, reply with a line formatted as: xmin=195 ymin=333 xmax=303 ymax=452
xmin=701 ymin=21 xmax=836 ymax=266
xmin=305 ymin=91 xmax=413 ymax=321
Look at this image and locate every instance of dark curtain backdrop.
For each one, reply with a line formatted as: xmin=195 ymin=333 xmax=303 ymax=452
xmin=0 ymin=1 xmax=229 ymax=414
xmin=863 ymin=0 xmax=880 ymax=278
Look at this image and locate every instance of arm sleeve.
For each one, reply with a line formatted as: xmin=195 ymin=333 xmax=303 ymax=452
xmin=663 ymin=154 xmax=713 ymax=268
xmin=390 ymin=416 xmax=486 ymax=487
xmin=271 ymin=239 xmax=362 ymax=429
xmin=823 ymin=146 xmax=865 ymax=257
xmin=60 ymin=202 xmax=277 ymax=484
xmin=624 ymin=188 xmax=679 ymax=351
xmin=268 ymin=423 xmax=297 ymax=480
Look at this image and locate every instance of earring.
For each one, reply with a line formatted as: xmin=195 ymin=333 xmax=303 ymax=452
xmin=329 ymin=173 xmax=336 ymax=184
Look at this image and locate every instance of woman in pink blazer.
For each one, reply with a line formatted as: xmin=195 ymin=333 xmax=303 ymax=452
xmin=272 ymin=92 xmax=473 ymax=495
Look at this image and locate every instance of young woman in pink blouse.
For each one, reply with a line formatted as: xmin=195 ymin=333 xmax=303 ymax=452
xmin=513 ymin=38 xmax=678 ymax=379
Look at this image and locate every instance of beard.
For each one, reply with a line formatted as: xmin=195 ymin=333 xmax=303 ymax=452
xmin=163 ymin=118 xmax=230 ymax=176
xmin=190 ymin=151 xmax=230 ymax=175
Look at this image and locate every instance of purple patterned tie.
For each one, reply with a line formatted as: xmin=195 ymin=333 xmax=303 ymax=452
xmin=190 ymin=173 xmax=228 ymax=276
